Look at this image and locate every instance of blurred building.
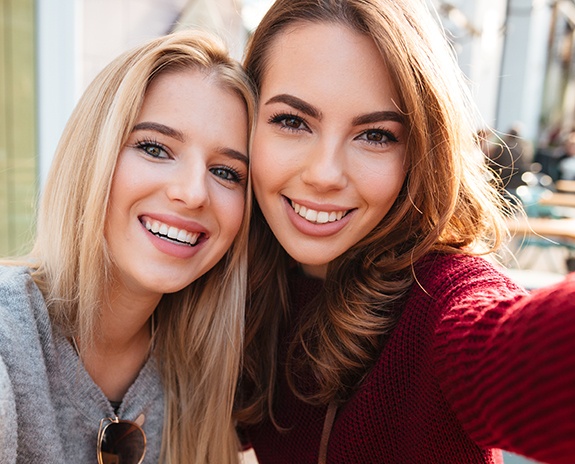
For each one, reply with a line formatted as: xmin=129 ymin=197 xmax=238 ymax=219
xmin=439 ymin=0 xmax=575 ymax=144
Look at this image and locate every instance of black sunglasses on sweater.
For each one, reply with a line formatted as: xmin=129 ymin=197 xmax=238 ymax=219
xmin=97 ymin=416 xmax=146 ymax=464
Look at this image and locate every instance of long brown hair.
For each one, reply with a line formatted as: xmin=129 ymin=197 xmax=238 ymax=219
xmin=24 ymin=30 xmax=253 ymax=463
xmin=237 ymin=0 xmax=509 ymax=425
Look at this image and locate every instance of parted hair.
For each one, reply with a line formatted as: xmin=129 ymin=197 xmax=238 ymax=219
xmin=25 ymin=30 xmax=253 ymax=463
xmin=236 ymin=0 xmax=509 ymax=425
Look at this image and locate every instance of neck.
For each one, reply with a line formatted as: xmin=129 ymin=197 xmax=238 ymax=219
xmin=98 ymin=278 xmax=161 ymax=346
xmin=299 ymin=262 xmax=328 ymax=280
xmin=75 ymin=290 xmax=161 ymax=402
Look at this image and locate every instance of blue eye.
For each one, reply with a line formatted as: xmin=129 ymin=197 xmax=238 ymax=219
xmin=210 ymin=166 xmax=245 ymax=184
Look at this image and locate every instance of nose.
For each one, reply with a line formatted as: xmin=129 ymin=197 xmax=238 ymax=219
xmin=166 ymin=159 xmax=210 ymax=209
xmin=300 ymin=140 xmax=348 ymax=192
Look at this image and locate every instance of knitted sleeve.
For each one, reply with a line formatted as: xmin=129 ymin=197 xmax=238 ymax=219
xmin=434 ymin=266 xmax=575 ymax=464
xmin=0 ymin=354 xmax=17 ymax=464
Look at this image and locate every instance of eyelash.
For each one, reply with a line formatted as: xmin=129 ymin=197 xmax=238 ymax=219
xmin=268 ymin=112 xmax=399 ymax=146
xmin=132 ymin=138 xmax=245 ymax=184
xmin=210 ymin=165 xmax=245 ymax=184
xmin=268 ymin=112 xmax=309 ymax=132
xmin=132 ymin=138 xmax=170 ymax=159
xmin=356 ymin=128 xmax=399 ymax=146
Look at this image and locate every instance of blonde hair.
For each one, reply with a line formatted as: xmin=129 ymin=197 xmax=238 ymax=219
xmin=237 ymin=0 xmax=510 ymax=424
xmin=24 ymin=30 xmax=253 ymax=463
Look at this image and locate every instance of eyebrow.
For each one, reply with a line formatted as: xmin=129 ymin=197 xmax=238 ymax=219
xmin=264 ymin=94 xmax=406 ymax=127
xmin=219 ymin=148 xmax=249 ymax=166
xmin=132 ymin=122 xmax=185 ymax=142
xmin=264 ymin=94 xmax=322 ymax=120
xmin=352 ymin=111 xmax=406 ymax=126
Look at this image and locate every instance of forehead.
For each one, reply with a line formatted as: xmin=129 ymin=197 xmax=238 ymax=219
xmin=137 ymin=68 xmax=248 ymax=146
xmin=144 ymin=68 xmax=241 ymax=110
xmin=260 ymin=21 xmax=400 ymax=109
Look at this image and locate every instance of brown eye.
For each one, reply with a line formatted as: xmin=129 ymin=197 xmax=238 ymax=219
xmin=366 ymin=130 xmax=385 ymax=142
xmin=284 ymin=116 xmax=303 ymax=129
xmin=356 ymin=129 xmax=398 ymax=146
xmin=268 ymin=113 xmax=310 ymax=132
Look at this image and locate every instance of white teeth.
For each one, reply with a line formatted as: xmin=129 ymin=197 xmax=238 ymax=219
xmin=305 ymin=209 xmax=318 ymax=222
xmin=290 ymin=200 xmax=348 ymax=224
xmin=317 ymin=211 xmax=329 ymax=224
xmin=143 ymin=219 xmax=200 ymax=246
xmin=188 ymin=232 xmax=200 ymax=245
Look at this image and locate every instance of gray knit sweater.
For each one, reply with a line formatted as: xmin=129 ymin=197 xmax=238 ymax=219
xmin=0 ymin=265 xmax=164 ymax=463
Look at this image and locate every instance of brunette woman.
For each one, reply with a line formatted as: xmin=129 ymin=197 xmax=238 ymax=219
xmin=236 ymin=1 xmax=575 ymax=463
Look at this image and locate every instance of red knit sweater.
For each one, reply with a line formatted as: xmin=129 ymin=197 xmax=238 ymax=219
xmin=243 ymin=254 xmax=575 ymax=463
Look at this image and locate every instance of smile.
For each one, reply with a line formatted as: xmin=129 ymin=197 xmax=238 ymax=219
xmin=142 ymin=218 xmax=201 ymax=246
xmin=290 ymin=200 xmax=349 ymax=224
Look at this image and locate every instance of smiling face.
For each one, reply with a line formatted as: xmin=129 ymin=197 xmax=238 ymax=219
xmin=106 ymin=68 xmax=248 ymax=302
xmin=251 ymin=22 xmax=407 ymax=278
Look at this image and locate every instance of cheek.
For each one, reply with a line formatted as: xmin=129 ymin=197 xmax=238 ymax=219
xmin=359 ymin=158 xmax=406 ymax=207
xmin=109 ymin=153 xmax=150 ymax=203
xmin=250 ymin=131 xmax=304 ymax=197
xmin=250 ymin=138 xmax=277 ymax=194
xmin=215 ymin=190 xmax=246 ymax=237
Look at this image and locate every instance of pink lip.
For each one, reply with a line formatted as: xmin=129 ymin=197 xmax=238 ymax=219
xmin=287 ymin=196 xmax=352 ymax=212
xmin=282 ymin=196 xmax=354 ymax=237
xmin=139 ymin=213 xmax=209 ymax=259
xmin=140 ymin=213 xmax=209 ymax=235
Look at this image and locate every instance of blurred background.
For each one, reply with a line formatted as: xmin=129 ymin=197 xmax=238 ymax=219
xmin=2 ymin=1 xmax=574 ymax=463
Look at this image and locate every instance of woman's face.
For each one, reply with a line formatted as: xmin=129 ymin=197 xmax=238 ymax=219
xmin=251 ymin=22 xmax=407 ymax=278
xmin=106 ymin=69 xmax=248 ymax=302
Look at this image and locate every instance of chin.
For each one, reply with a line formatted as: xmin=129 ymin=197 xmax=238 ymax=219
xmin=145 ymin=275 xmax=197 ymax=296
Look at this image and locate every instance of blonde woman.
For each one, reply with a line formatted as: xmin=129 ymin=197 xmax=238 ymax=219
xmin=0 ymin=30 xmax=253 ymax=463
xmin=236 ymin=0 xmax=575 ymax=463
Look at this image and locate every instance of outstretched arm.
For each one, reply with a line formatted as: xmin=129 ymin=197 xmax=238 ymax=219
xmin=435 ymin=272 xmax=575 ymax=464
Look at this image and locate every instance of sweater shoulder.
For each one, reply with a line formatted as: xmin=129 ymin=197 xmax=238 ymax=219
xmin=0 ymin=264 xmax=39 ymax=313
xmin=0 ymin=265 xmax=45 ymax=322
xmin=0 ymin=265 xmax=33 ymax=290
xmin=0 ymin=265 xmax=51 ymax=362
xmin=411 ymin=253 xmax=526 ymax=308
xmin=414 ymin=253 xmax=517 ymax=287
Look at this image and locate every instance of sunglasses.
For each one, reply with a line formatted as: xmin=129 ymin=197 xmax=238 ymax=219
xmin=97 ymin=416 xmax=147 ymax=464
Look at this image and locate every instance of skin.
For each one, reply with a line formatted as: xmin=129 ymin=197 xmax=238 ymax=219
xmin=88 ymin=68 xmax=249 ymax=400
xmin=251 ymin=22 xmax=407 ymax=279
